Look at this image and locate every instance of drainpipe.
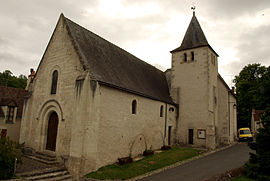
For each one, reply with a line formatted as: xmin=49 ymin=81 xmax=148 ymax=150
xmin=164 ymin=103 xmax=168 ymax=141
xmin=228 ymin=91 xmax=230 ymax=143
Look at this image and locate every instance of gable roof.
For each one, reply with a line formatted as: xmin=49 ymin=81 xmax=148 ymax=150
xmin=171 ymin=13 xmax=218 ymax=56
xmin=0 ymin=86 xmax=27 ymax=117
xmin=61 ymin=14 xmax=173 ymax=104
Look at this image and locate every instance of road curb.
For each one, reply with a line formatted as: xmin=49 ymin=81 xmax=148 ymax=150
xmin=127 ymin=142 xmax=238 ymax=181
xmin=83 ymin=142 xmax=238 ymax=181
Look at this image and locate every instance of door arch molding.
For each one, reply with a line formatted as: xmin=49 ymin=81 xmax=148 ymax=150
xmin=38 ymin=100 xmax=63 ymax=151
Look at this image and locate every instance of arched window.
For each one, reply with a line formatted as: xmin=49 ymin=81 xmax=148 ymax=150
xmin=51 ymin=70 xmax=58 ymax=94
xmin=191 ymin=51 xmax=194 ymax=61
xmin=184 ymin=53 xmax=187 ymax=62
xmin=160 ymin=105 xmax=163 ymax=117
xmin=169 ymin=107 xmax=174 ymax=112
xmin=132 ymin=100 xmax=137 ymax=114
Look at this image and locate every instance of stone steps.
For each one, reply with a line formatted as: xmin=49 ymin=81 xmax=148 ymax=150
xmin=24 ymin=151 xmax=60 ymax=165
xmin=19 ymin=151 xmax=73 ymax=180
xmin=17 ymin=166 xmax=72 ymax=180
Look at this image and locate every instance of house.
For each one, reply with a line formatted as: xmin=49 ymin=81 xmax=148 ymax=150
xmin=19 ymin=12 xmax=237 ymax=177
xmin=0 ymin=86 xmax=27 ymax=141
xmin=251 ymin=108 xmax=264 ymax=134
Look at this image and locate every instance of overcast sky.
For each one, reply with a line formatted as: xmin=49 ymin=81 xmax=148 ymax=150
xmin=1 ymin=0 xmax=270 ymax=86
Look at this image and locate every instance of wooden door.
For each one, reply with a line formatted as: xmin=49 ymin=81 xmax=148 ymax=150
xmin=46 ymin=112 xmax=59 ymax=151
xmin=168 ymin=126 xmax=172 ymax=145
xmin=188 ymin=129 xmax=193 ymax=144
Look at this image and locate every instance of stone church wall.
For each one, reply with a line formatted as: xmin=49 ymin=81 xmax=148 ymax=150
xmin=171 ymin=47 xmax=211 ymax=148
xmin=217 ymin=78 xmax=229 ymax=144
xmin=20 ymin=16 xmax=84 ymax=158
xmin=95 ymin=85 xmax=176 ymax=169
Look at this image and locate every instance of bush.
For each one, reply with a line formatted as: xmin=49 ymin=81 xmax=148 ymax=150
xmin=245 ymin=107 xmax=270 ymax=181
xmin=0 ymin=137 xmax=22 ymax=179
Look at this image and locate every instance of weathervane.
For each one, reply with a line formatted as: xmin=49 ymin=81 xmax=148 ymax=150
xmin=191 ymin=2 xmax=196 ymax=16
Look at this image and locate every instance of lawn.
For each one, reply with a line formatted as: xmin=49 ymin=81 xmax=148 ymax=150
xmin=85 ymin=147 xmax=201 ymax=180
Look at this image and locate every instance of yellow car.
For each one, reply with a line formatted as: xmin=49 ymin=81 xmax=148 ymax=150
xmin=238 ymin=128 xmax=253 ymax=142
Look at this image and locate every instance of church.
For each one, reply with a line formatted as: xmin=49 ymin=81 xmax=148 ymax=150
xmin=20 ymin=12 xmax=237 ymax=176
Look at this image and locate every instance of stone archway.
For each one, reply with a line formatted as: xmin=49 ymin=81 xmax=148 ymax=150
xmin=46 ymin=112 xmax=59 ymax=151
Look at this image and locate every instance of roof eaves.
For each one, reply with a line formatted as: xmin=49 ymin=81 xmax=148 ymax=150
xmin=98 ymin=80 xmax=175 ymax=105
xmin=170 ymin=45 xmax=219 ymax=57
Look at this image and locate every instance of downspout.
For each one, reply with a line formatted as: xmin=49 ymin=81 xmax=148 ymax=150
xmin=228 ymin=91 xmax=230 ymax=142
xmin=164 ymin=103 xmax=168 ymax=141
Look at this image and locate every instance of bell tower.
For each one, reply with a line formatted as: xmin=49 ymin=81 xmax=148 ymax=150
xmin=170 ymin=11 xmax=219 ymax=149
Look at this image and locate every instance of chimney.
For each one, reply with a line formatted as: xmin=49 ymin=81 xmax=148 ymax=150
xmin=25 ymin=68 xmax=35 ymax=90
xmin=231 ymin=86 xmax=235 ymax=94
xmin=29 ymin=68 xmax=35 ymax=78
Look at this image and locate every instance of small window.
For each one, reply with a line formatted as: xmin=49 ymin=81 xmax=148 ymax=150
xmin=169 ymin=107 xmax=174 ymax=112
xmin=6 ymin=106 xmax=15 ymax=123
xmin=160 ymin=105 xmax=163 ymax=117
xmin=191 ymin=52 xmax=194 ymax=61
xmin=184 ymin=53 xmax=187 ymax=62
xmin=51 ymin=70 xmax=58 ymax=94
xmin=132 ymin=100 xmax=137 ymax=114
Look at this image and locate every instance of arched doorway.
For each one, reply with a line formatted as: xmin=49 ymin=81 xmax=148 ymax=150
xmin=46 ymin=112 xmax=59 ymax=151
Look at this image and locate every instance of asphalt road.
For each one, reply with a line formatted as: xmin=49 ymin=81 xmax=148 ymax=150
xmin=139 ymin=143 xmax=251 ymax=181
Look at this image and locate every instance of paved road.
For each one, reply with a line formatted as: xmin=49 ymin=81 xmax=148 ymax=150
xmin=139 ymin=143 xmax=251 ymax=181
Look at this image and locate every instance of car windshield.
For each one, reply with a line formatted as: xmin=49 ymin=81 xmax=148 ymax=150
xmin=240 ymin=130 xmax=250 ymax=134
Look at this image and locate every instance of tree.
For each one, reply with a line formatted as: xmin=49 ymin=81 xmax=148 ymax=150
xmin=234 ymin=64 xmax=269 ymax=128
xmin=245 ymin=107 xmax=270 ymax=180
xmin=0 ymin=70 xmax=27 ymax=89
xmin=0 ymin=138 xmax=22 ymax=179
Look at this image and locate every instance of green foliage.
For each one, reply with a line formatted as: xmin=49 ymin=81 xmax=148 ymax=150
xmin=234 ymin=64 xmax=270 ymax=128
xmin=245 ymin=107 xmax=270 ymax=181
xmin=0 ymin=70 xmax=27 ymax=89
xmin=86 ymin=147 xmax=201 ymax=180
xmin=232 ymin=176 xmax=255 ymax=181
xmin=0 ymin=137 xmax=22 ymax=179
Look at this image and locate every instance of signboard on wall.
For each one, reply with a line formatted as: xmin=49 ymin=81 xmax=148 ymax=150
xmin=198 ymin=129 xmax=206 ymax=139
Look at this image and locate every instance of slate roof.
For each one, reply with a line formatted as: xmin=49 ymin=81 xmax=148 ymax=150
xmin=62 ymin=15 xmax=173 ymax=104
xmin=0 ymin=86 xmax=27 ymax=117
xmin=171 ymin=13 xmax=218 ymax=56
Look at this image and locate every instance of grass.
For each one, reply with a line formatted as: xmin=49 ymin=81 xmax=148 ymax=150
xmin=232 ymin=176 xmax=255 ymax=181
xmin=86 ymin=147 xmax=201 ymax=180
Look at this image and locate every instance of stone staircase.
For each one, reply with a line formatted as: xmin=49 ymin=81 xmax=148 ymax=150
xmin=18 ymin=152 xmax=73 ymax=180
xmin=24 ymin=151 xmax=60 ymax=165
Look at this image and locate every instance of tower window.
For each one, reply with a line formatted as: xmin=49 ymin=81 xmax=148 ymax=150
xmin=184 ymin=53 xmax=187 ymax=62
xmin=51 ymin=70 xmax=58 ymax=94
xmin=191 ymin=52 xmax=194 ymax=61
xmin=132 ymin=100 xmax=137 ymax=114
xmin=160 ymin=105 xmax=164 ymax=117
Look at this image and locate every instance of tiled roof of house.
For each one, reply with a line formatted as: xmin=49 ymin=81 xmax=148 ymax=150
xmin=62 ymin=14 xmax=173 ymax=104
xmin=0 ymin=86 xmax=27 ymax=117
xmin=253 ymin=110 xmax=264 ymax=121
xmin=171 ymin=13 xmax=218 ymax=56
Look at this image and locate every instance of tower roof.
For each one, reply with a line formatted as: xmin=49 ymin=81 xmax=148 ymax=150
xmin=171 ymin=13 xmax=218 ymax=56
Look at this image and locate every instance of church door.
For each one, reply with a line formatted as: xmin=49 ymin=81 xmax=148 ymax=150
xmin=188 ymin=129 xmax=193 ymax=144
xmin=46 ymin=112 xmax=59 ymax=151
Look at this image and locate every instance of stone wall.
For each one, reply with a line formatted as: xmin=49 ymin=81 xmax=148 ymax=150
xmin=95 ymin=85 xmax=176 ymax=170
xmin=20 ymin=15 xmax=84 ymax=157
xmin=171 ymin=47 xmax=217 ymax=149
